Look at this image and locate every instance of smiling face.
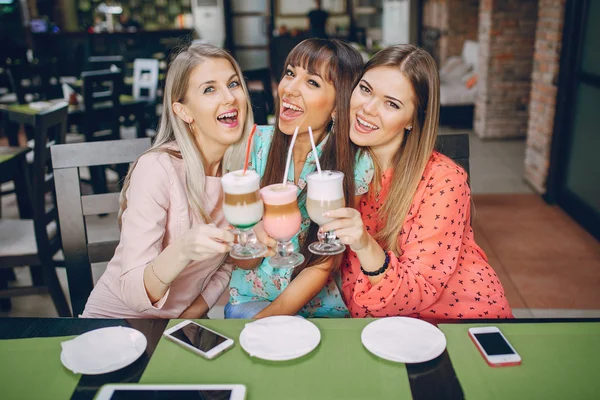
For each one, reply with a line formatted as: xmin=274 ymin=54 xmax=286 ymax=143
xmin=174 ymin=57 xmax=247 ymax=154
xmin=277 ymin=64 xmax=336 ymax=137
xmin=349 ymin=66 xmax=416 ymax=156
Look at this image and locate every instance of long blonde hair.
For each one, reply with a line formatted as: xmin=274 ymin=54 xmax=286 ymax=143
xmin=118 ymin=43 xmax=254 ymax=224
xmin=366 ymin=45 xmax=440 ymax=255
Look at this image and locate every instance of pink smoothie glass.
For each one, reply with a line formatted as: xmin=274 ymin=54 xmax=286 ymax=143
xmin=260 ymin=183 xmax=304 ymax=269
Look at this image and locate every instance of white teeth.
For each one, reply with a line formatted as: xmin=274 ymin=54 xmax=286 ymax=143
xmin=357 ymin=116 xmax=378 ymax=130
xmin=282 ymin=101 xmax=303 ymax=112
xmin=218 ymin=111 xmax=238 ymax=119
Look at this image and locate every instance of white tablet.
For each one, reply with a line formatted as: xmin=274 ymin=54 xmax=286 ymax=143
xmin=95 ymin=384 xmax=246 ymax=400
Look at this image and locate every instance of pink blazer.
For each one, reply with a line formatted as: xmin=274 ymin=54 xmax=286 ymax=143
xmin=82 ymin=143 xmax=232 ymax=318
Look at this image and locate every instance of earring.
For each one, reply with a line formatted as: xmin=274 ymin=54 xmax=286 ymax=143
xmin=329 ymin=117 xmax=336 ymax=134
xmin=406 ymin=126 xmax=412 ymax=131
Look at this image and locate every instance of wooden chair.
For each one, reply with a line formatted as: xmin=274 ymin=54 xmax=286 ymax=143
xmin=81 ymin=69 xmax=122 ymax=141
xmin=87 ymin=55 xmax=125 ymax=71
xmin=5 ymin=59 xmax=40 ymax=105
xmin=132 ymin=58 xmax=159 ymax=103
xmin=81 ymin=69 xmax=123 ymax=194
xmin=86 ymin=56 xmax=125 ymax=87
xmin=5 ymin=57 xmax=62 ymax=105
xmin=51 ymin=138 xmax=151 ymax=316
xmin=0 ymin=103 xmax=70 ymax=316
xmin=35 ymin=56 xmax=63 ymax=101
xmin=0 ymin=147 xmax=29 ymax=310
xmin=435 ymin=132 xmax=470 ymax=177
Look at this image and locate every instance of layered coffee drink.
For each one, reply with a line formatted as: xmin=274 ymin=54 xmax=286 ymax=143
xmin=221 ymin=170 xmax=263 ymax=230
xmin=306 ymin=170 xmax=346 ymax=256
xmin=221 ymin=170 xmax=266 ymax=259
xmin=260 ymin=184 xmax=302 ymax=241
xmin=260 ymin=183 xmax=304 ymax=268
xmin=306 ymin=171 xmax=345 ymax=226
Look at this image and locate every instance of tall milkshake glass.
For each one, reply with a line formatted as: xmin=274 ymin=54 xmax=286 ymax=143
xmin=221 ymin=170 xmax=267 ymax=259
xmin=306 ymin=170 xmax=346 ymax=255
xmin=260 ymin=183 xmax=304 ymax=268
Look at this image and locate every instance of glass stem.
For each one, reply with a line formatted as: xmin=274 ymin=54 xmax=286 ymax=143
xmin=238 ymin=229 xmax=249 ymax=247
xmin=318 ymin=230 xmax=337 ymax=244
xmin=276 ymin=240 xmax=294 ymax=257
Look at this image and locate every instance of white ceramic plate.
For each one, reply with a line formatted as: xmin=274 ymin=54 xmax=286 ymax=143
xmin=60 ymin=326 xmax=147 ymax=375
xmin=239 ymin=316 xmax=321 ymax=361
xmin=361 ymin=317 xmax=446 ymax=363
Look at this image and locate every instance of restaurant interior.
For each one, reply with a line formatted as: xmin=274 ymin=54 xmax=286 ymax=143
xmin=0 ymin=0 xmax=599 ymax=399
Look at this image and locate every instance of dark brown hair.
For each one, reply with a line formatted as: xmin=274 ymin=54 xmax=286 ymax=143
xmin=261 ymin=38 xmax=364 ymax=275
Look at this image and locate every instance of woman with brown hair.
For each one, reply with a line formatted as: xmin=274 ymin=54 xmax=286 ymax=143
xmin=226 ymin=39 xmax=374 ymax=319
xmin=322 ymin=45 xmax=513 ymax=319
xmin=82 ymin=43 xmax=254 ymax=318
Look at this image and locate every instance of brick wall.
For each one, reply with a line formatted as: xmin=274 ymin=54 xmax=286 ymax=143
xmin=446 ymin=0 xmax=480 ymax=60
xmin=524 ymin=0 xmax=566 ymax=193
xmin=422 ymin=0 xmax=479 ymax=64
xmin=474 ymin=0 xmax=538 ymax=139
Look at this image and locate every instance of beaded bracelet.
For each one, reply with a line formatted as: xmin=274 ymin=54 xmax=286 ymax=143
xmin=360 ymin=250 xmax=390 ymax=277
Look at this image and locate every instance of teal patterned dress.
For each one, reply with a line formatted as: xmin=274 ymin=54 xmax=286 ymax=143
xmin=228 ymin=125 xmax=374 ymax=317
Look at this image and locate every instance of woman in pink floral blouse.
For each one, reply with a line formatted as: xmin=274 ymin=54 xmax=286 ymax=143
xmin=321 ymin=45 xmax=513 ymax=320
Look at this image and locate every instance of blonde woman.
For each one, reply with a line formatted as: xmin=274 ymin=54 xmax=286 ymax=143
xmin=82 ymin=44 xmax=254 ymax=318
xmin=322 ymin=45 xmax=513 ymax=319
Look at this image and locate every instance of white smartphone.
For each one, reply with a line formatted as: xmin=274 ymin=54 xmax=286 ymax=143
xmin=163 ymin=320 xmax=234 ymax=360
xmin=468 ymin=326 xmax=521 ymax=367
xmin=95 ymin=384 xmax=246 ymax=400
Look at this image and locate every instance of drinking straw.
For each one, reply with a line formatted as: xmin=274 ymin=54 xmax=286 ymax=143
xmin=242 ymin=124 xmax=257 ymax=175
xmin=282 ymin=126 xmax=300 ymax=186
xmin=308 ymin=126 xmax=322 ymax=176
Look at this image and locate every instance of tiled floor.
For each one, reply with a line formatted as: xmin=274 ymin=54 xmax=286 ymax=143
xmin=2 ymin=131 xmax=599 ymax=319
xmin=472 ymin=194 xmax=600 ymax=311
xmin=442 ymin=127 xmax=534 ymax=195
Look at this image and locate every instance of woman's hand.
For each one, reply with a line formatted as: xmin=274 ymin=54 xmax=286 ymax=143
xmin=177 ymin=223 xmax=235 ymax=263
xmin=179 ymin=295 xmax=209 ymax=319
xmin=252 ymin=220 xmax=277 ymax=257
xmin=321 ymin=208 xmax=370 ymax=252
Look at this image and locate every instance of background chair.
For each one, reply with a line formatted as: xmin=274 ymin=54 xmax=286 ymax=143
xmin=436 ymin=132 xmax=470 ymax=177
xmin=52 ymin=137 xmax=151 ymax=316
xmin=132 ymin=58 xmax=159 ymax=103
xmin=129 ymin=58 xmax=159 ymax=136
xmin=243 ymin=68 xmax=274 ymax=117
xmin=80 ymin=69 xmax=123 ymax=194
xmin=5 ymin=57 xmax=62 ymax=105
xmin=86 ymin=55 xmax=125 ymax=88
xmin=0 ymin=103 xmax=70 ymax=316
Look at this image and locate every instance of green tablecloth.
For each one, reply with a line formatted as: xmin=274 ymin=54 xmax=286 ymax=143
xmin=0 ymin=154 xmax=16 ymax=163
xmin=0 ymin=103 xmax=40 ymax=115
xmin=439 ymin=322 xmax=600 ymax=400
xmin=0 ymin=336 xmax=80 ymax=400
xmin=140 ymin=319 xmax=412 ymax=400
